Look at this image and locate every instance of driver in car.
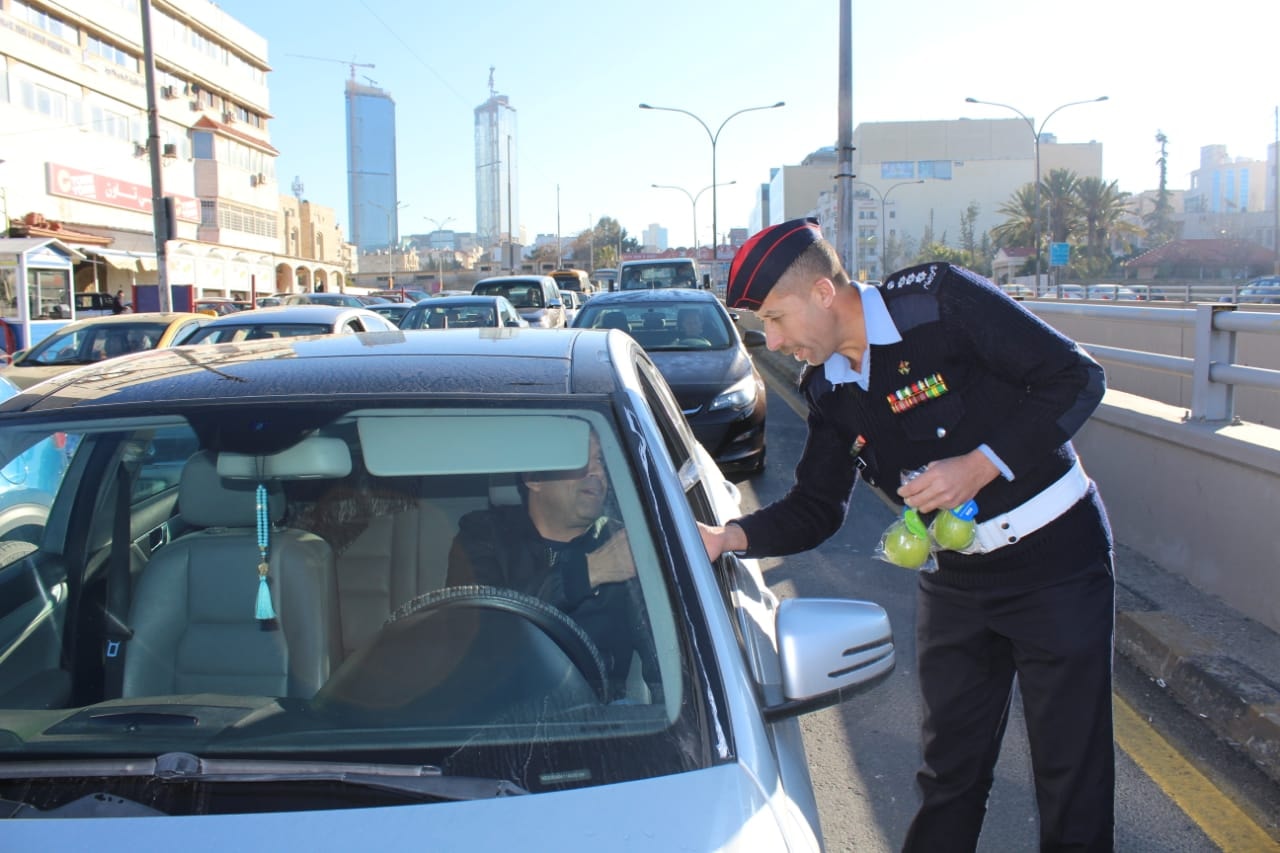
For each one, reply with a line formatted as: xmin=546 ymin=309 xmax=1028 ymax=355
xmin=675 ymin=308 xmax=711 ymax=345
xmin=446 ymin=431 xmax=657 ymax=702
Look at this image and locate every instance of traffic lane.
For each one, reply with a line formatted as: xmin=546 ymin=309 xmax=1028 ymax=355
xmin=740 ymin=364 xmax=1229 ymax=851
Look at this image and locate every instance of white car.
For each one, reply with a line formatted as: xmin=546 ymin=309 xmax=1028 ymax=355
xmin=0 ymin=329 xmax=894 ymax=850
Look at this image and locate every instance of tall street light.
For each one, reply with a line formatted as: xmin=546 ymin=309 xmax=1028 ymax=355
xmin=651 ymin=181 xmax=735 ymax=253
xmin=423 ymin=215 xmax=455 ymax=291
xmin=639 ymin=101 xmax=784 ymax=286
xmin=964 ymin=95 xmax=1107 ymax=291
xmin=369 ymin=200 xmax=409 ymax=288
xmin=852 ymin=180 xmax=923 ymax=277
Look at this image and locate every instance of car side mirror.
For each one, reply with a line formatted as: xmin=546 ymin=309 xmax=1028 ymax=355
xmin=742 ymin=329 xmax=766 ymax=348
xmin=764 ymin=598 xmax=895 ymax=721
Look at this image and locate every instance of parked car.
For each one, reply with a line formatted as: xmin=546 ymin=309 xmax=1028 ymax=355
xmin=366 ymin=301 xmax=417 ymax=326
xmin=1050 ymin=284 xmax=1086 ymax=299
xmin=999 ymin=283 xmax=1035 ymax=300
xmin=1221 ymin=275 xmax=1280 ymax=305
xmin=73 ymin=291 xmax=118 ymax=318
xmin=573 ymin=288 xmax=767 ymax=475
xmin=281 ymin=292 xmax=368 ymax=309
xmin=1086 ymin=284 xmax=1140 ymax=301
xmin=471 ymin=275 xmax=566 ymax=328
xmin=0 ymin=329 xmax=894 ymax=850
xmin=399 ymin=295 xmax=527 ymax=330
xmin=0 ymin=375 xmax=74 ymax=551
xmin=182 ymin=305 xmax=397 ymax=344
xmin=371 ymin=288 xmax=433 ymax=303
xmin=194 ymin=296 xmax=251 ymax=316
xmin=0 ymin=312 xmax=211 ymax=390
xmin=559 ymin=288 xmax=585 ymax=324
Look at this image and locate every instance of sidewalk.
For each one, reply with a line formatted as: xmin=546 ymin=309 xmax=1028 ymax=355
xmin=736 ymin=310 xmax=1280 ymax=785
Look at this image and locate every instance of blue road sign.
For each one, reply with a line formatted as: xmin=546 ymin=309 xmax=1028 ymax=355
xmin=1050 ymin=242 xmax=1070 ymax=267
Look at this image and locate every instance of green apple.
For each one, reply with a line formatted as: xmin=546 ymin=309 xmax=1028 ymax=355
xmin=931 ymin=510 xmax=976 ymax=551
xmin=882 ymin=521 xmax=931 ymax=568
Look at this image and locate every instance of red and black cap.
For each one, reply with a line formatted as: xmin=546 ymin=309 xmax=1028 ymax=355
xmin=726 ymin=218 xmax=824 ymax=310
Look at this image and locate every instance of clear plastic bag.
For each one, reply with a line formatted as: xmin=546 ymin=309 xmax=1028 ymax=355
xmin=929 ymin=499 xmax=979 ymax=551
xmin=875 ymin=505 xmax=936 ymax=572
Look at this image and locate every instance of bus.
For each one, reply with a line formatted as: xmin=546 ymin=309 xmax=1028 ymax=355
xmin=549 ymin=269 xmax=593 ymax=295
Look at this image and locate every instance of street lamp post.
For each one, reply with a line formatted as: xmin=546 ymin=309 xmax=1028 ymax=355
xmin=852 ymin=180 xmax=923 ymax=277
xmin=639 ymin=101 xmax=784 ymax=287
xmin=965 ymin=95 xmax=1107 ymax=292
xmin=423 ymin=215 xmax=455 ymax=291
xmin=369 ymin=200 xmax=409 ymax=289
xmin=651 ymin=181 xmax=736 ymax=253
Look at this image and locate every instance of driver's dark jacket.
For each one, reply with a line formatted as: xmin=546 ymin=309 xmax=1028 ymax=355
xmin=446 ymin=504 xmax=656 ymax=700
xmin=734 ymin=263 xmax=1112 ymax=587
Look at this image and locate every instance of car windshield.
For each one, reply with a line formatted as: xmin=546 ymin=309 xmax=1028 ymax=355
xmin=0 ymin=402 xmax=707 ymax=805
xmin=619 ymin=262 xmax=697 ymax=290
xmin=575 ymin=302 xmax=734 ymax=351
xmin=26 ymin=322 xmax=170 ymax=365
xmin=186 ymin=323 xmax=333 ymax=343
xmin=401 ymin=303 xmax=499 ymax=329
xmin=473 ymin=281 xmax=543 ymax=308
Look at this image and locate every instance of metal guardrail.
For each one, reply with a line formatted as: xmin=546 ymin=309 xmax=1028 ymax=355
xmin=1030 ymin=301 xmax=1280 ymax=423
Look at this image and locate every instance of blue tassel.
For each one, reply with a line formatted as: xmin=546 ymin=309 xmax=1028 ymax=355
xmin=256 ymin=567 xmax=276 ymax=621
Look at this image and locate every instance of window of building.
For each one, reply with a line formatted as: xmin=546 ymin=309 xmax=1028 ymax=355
xmin=10 ymin=0 xmax=77 ymax=43
xmin=918 ymin=160 xmax=952 ymax=180
xmin=193 ymin=131 xmax=215 ymax=159
xmin=90 ymin=105 xmax=131 ymax=142
xmin=19 ymin=80 xmax=68 ymax=122
xmin=881 ymin=161 xmax=915 ymax=180
xmin=86 ymin=35 xmax=136 ymax=71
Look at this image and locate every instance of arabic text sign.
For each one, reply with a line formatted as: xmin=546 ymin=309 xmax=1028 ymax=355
xmin=45 ymin=163 xmax=199 ymax=223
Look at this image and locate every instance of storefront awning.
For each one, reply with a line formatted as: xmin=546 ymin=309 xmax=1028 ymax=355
xmin=86 ymin=249 xmax=157 ymax=273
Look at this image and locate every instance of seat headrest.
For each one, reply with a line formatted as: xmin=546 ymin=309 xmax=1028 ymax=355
xmin=180 ymin=451 xmax=285 ymax=529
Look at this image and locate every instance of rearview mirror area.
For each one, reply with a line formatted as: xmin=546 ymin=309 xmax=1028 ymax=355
xmin=764 ymin=598 xmax=895 ymax=721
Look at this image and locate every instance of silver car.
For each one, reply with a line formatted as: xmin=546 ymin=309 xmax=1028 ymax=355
xmin=0 ymin=330 xmax=893 ymax=850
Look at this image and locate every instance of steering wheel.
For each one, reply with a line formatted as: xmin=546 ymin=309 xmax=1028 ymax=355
xmin=388 ymin=585 xmax=609 ymax=701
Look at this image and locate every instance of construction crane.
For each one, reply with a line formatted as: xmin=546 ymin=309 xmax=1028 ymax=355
xmin=287 ymin=54 xmax=375 ymax=81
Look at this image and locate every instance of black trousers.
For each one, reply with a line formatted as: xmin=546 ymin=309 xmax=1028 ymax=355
xmin=902 ymin=552 xmax=1116 ymax=853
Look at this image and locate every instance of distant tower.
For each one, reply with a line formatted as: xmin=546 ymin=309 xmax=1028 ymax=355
xmin=474 ymin=68 xmax=518 ymax=252
xmin=291 ymin=176 xmax=305 ymax=201
xmin=346 ymin=78 xmax=399 ymax=253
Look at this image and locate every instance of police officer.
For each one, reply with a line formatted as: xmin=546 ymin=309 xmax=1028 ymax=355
xmin=699 ymin=219 xmax=1115 ymax=852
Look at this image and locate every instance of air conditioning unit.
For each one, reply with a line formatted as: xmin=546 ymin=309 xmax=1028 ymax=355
xmin=162 ymin=143 xmax=178 ymax=158
xmin=250 ymin=173 xmax=267 ymax=187
xmin=160 ymin=85 xmax=177 ymax=99
xmin=221 ymin=111 xmax=235 ymax=123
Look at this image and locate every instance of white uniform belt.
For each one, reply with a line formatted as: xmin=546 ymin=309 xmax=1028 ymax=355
xmin=960 ymin=460 xmax=1090 ymax=555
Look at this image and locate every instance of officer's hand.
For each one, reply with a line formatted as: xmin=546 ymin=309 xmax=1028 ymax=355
xmin=898 ymin=451 xmax=999 ymax=513
xmin=698 ymin=521 xmax=746 ymax=562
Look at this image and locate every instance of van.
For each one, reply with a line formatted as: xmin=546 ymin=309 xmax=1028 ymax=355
xmin=549 ymin=269 xmax=592 ymax=295
xmin=618 ymin=258 xmax=701 ymax=290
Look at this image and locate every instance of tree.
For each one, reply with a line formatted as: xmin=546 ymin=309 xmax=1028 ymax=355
xmin=566 ymin=216 xmax=640 ymax=270
xmin=1075 ymin=177 xmax=1132 ymax=261
xmin=1042 ymin=168 xmax=1081 ymax=245
xmin=992 ymin=184 xmax=1038 ymax=253
xmin=959 ymin=202 xmax=980 ymax=264
xmin=1144 ymin=131 xmax=1178 ymax=245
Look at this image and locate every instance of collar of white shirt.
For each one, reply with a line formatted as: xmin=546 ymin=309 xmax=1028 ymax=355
xmin=824 ymin=280 xmax=902 ymax=390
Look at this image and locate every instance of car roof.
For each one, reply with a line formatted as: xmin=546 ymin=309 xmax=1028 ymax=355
xmin=197 ymin=305 xmax=379 ymax=325
xmin=579 ymin=289 xmax=720 ymax=306
xmin=475 ymin=275 xmax=556 ymax=286
xmin=41 ymin=312 xmax=209 ymax=332
xmin=419 ymin=295 xmax=510 ymax=305
xmin=1 ymin=329 xmax=627 ymax=412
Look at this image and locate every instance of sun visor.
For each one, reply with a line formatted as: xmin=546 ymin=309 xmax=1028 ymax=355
xmin=358 ymin=414 xmax=590 ymax=476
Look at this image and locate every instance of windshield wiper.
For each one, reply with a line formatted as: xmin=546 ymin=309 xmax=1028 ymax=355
xmin=0 ymin=752 xmax=528 ymax=802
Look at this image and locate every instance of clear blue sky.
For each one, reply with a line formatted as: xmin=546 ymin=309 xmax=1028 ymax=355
xmin=215 ymin=0 xmax=1276 ymax=249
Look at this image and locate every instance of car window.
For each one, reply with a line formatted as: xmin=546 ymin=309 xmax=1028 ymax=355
xmin=0 ymin=405 xmax=713 ymax=796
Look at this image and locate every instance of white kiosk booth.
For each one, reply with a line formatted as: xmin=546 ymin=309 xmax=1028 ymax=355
xmin=0 ymin=238 xmax=84 ymax=356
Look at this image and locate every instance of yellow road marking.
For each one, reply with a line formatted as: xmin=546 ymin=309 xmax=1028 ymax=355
xmin=1114 ymin=695 xmax=1280 ymax=851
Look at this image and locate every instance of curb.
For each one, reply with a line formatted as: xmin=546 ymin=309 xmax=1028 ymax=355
xmin=737 ymin=311 xmax=1280 ymax=786
xmin=1116 ymin=610 xmax=1280 ymax=784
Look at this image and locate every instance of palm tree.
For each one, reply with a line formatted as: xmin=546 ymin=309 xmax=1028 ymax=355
xmin=1042 ymin=168 xmax=1081 ymax=245
xmin=992 ymin=183 xmax=1039 ymax=251
xmin=1075 ymin=177 xmax=1132 ymax=260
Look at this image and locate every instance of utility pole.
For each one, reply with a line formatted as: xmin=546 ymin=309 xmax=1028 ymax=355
xmin=834 ymin=0 xmax=855 ymax=273
xmin=139 ymin=0 xmax=170 ymax=310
